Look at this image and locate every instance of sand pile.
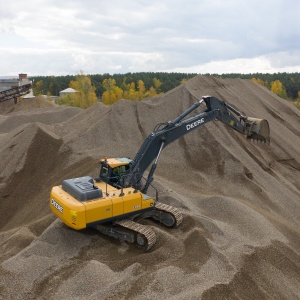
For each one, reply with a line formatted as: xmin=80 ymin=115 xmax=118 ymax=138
xmin=0 ymin=96 xmax=60 ymax=114
xmin=0 ymin=76 xmax=300 ymax=299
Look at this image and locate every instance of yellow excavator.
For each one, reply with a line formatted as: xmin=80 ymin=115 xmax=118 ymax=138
xmin=50 ymin=96 xmax=270 ymax=250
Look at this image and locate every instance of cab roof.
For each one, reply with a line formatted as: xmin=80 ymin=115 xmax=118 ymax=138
xmin=101 ymin=157 xmax=132 ymax=168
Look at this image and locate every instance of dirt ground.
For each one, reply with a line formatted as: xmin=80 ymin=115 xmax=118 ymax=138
xmin=0 ymin=76 xmax=300 ymax=299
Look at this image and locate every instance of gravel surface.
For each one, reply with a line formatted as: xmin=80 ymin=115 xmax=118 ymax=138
xmin=0 ymin=76 xmax=300 ymax=299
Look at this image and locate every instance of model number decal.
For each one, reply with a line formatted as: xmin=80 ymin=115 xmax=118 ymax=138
xmin=51 ymin=198 xmax=63 ymax=213
xmin=133 ymin=205 xmax=140 ymax=210
xmin=186 ymin=118 xmax=204 ymax=131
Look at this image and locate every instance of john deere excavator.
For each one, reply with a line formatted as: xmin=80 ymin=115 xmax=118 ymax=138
xmin=50 ymin=96 xmax=270 ymax=250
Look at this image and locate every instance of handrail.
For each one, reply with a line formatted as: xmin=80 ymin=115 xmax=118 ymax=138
xmin=100 ymin=172 xmax=158 ymax=201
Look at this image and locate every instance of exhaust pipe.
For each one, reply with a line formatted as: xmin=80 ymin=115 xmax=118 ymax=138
xmin=245 ymin=118 xmax=270 ymax=143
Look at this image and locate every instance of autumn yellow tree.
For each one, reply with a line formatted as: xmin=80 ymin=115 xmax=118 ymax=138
xmin=58 ymin=73 xmax=97 ymax=108
xmin=136 ymin=80 xmax=146 ymax=100
xmin=152 ymin=77 xmax=162 ymax=93
xmin=101 ymin=78 xmax=164 ymax=104
xmin=271 ymin=80 xmax=287 ymax=99
xmin=122 ymin=82 xmax=138 ymax=100
xmin=58 ymin=93 xmax=79 ymax=107
xmin=102 ymin=78 xmax=123 ymax=105
xmin=144 ymin=86 xmax=157 ymax=98
xmin=180 ymin=78 xmax=188 ymax=85
xmin=69 ymin=73 xmax=97 ymax=108
xmin=251 ymin=78 xmax=265 ymax=86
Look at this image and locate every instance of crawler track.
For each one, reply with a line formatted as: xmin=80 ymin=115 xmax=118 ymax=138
xmin=115 ymin=219 xmax=156 ymax=251
xmin=96 ymin=203 xmax=183 ymax=251
xmin=154 ymin=202 xmax=183 ymax=227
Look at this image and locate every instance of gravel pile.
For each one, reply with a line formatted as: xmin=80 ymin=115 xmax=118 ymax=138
xmin=0 ymin=76 xmax=300 ymax=299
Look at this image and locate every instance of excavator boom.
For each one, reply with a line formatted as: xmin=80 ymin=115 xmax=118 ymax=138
xmin=125 ymin=96 xmax=270 ymax=192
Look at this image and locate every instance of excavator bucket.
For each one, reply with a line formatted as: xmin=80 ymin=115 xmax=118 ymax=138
xmin=245 ymin=118 xmax=270 ymax=143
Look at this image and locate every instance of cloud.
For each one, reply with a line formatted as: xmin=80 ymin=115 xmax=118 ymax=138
xmin=169 ymin=53 xmax=300 ymax=74
xmin=0 ymin=0 xmax=299 ymax=75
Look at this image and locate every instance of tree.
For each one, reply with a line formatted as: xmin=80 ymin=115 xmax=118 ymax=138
xmin=144 ymin=86 xmax=157 ymax=98
xmin=31 ymin=72 xmax=300 ymax=103
xmin=153 ymin=77 xmax=162 ymax=93
xmin=102 ymin=78 xmax=123 ymax=105
xmin=294 ymin=91 xmax=300 ymax=110
xmin=137 ymin=80 xmax=146 ymax=100
xmin=33 ymin=80 xmax=44 ymax=95
xmin=67 ymin=73 xmax=97 ymax=108
xmin=180 ymin=78 xmax=188 ymax=85
xmin=123 ymin=80 xmax=137 ymax=100
xmin=58 ymin=93 xmax=79 ymax=107
xmin=102 ymin=78 xmax=116 ymax=92
xmin=271 ymin=80 xmax=287 ymax=99
xmin=57 ymin=73 xmax=97 ymax=108
xmin=251 ymin=78 xmax=265 ymax=87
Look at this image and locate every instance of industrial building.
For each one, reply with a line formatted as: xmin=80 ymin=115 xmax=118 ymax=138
xmin=0 ymin=74 xmax=32 ymax=92
xmin=0 ymin=74 xmax=33 ymax=104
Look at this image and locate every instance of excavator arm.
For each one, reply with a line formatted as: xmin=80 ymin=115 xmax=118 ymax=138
xmin=125 ymin=96 xmax=270 ymax=193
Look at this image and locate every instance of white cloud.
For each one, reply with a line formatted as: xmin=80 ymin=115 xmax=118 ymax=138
xmin=0 ymin=0 xmax=299 ymax=75
xmin=169 ymin=54 xmax=300 ymax=74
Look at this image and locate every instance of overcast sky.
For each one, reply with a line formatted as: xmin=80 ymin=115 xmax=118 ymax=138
xmin=1 ymin=0 xmax=299 ymax=76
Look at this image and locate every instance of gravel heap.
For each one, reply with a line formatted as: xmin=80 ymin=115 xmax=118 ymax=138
xmin=1 ymin=76 xmax=300 ymax=299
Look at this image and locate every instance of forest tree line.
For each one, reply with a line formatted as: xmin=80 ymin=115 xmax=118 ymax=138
xmin=30 ymin=72 xmax=300 ymax=109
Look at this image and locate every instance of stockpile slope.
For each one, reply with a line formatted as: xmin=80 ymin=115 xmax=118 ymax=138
xmin=0 ymin=96 xmax=59 ymax=114
xmin=0 ymin=76 xmax=300 ymax=299
xmin=0 ymin=102 xmax=84 ymax=234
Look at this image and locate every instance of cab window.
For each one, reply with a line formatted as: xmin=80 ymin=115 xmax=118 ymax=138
xmin=100 ymin=165 xmax=109 ymax=179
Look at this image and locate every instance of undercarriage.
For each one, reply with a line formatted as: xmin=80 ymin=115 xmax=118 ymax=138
xmin=95 ymin=203 xmax=183 ymax=251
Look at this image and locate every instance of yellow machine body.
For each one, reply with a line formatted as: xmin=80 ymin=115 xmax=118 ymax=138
xmin=50 ymin=180 xmax=155 ymax=230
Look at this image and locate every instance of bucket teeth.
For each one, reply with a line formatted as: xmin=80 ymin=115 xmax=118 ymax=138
xmin=248 ymin=134 xmax=270 ymax=143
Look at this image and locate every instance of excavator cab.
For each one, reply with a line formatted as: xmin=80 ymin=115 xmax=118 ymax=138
xmin=97 ymin=157 xmax=132 ymax=187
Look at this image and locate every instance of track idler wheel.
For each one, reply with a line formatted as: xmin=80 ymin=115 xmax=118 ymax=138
xmin=153 ymin=202 xmax=183 ymax=228
xmin=136 ymin=233 xmax=148 ymax=248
